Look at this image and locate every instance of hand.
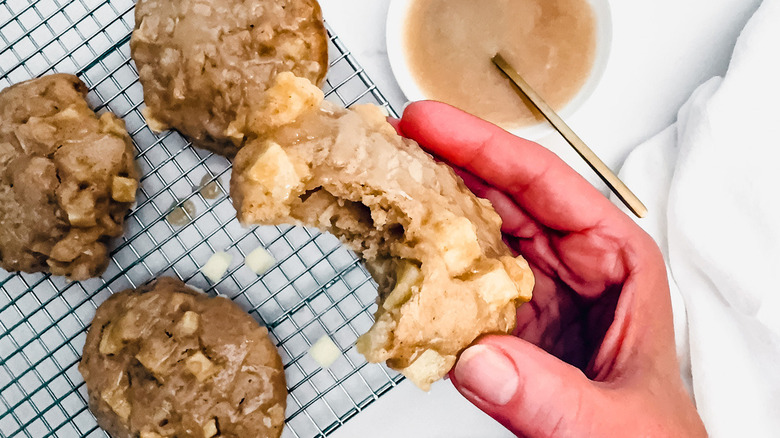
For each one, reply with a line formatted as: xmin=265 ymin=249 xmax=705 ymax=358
xmin=396 ymin=101 xmax=706 ymax=437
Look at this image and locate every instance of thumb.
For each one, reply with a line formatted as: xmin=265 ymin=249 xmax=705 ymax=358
xmin=451 ymin=335 xmax=603 ymax=437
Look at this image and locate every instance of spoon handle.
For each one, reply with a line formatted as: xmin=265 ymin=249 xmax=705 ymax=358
xmin=492 ymin=53 xmax=647 ymax=218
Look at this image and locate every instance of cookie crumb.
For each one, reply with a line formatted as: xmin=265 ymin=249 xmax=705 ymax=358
xmin=245 ymin=246 xmax=276 ymax=275
xmin=309 ymin=335 xmax=341 ymax=368
xmin=201 ymin=252 xmax=232 ymax=282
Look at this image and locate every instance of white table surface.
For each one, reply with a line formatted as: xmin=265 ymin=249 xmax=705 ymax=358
xmin=318 ymin=1 xmax=763 ymax=436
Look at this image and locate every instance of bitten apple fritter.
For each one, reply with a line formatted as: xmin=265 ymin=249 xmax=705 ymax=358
xmin=230 ymin=77 xmax=534 ymax=390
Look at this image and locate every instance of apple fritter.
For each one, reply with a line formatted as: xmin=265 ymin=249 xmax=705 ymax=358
xmin=230 ymin=76 xmax=534 ymax=390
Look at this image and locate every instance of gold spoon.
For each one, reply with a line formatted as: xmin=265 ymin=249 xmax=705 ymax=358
xmin=492 ymin=53 xmax=647 ymax=218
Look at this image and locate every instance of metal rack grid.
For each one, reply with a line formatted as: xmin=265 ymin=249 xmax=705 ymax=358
xmin=0 ymin=1 xmax=404 ymax=437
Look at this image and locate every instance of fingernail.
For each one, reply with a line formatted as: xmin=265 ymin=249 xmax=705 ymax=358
xmin=454 ymin=345 xmax=518 ymax=406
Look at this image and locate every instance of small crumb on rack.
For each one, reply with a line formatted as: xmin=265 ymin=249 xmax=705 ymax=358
xmin=309 ymin=335 xmax=341 ymax=368
xmin=166 ymin=199 xmax=196 ymax=226
xmin=245 ymin=246 xmax=275 ymax=275
xmin=201 ymin=251 xmax=232 ymax=282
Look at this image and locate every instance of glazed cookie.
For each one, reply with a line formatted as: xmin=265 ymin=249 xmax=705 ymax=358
xmin=79 ymin=277 xmax=287 ymax=438
xmin=0 ymin=74 xmax=138 ymax=281
xmin=131 ymin=0 xmax=328 ymax=156
xmin=231 ymin=77 xmax=534 ymax=390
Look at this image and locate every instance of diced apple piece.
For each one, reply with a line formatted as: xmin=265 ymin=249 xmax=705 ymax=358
xmin=135 ymin=346 xmax=170 ymax=377
xmin=176 ymin=311 xmax=200 ymax=336
xmin=111 ymin=176 xmax=138 ymax=203
xmin=383 ymin=262 xmax=421 ymax=311
xmin=16 ymin=118 xmax=57 ymax=150
xmin=102 ymin=389 xmax=132 ymax=421
xmin=201 ymin=251 xmax=232 ymax=283
xmin=185 ymin=351 xmax=218 ymax=382
xmin=56 ymin=106 xmax=82 ymax=121
xmin=431 ymin=215 xmax=481 ymax=275
xmin=202 ymin=418 xmax=218 ymax=438
xmin=99 ymin=312 xmax=146 ymax=355
xmin=399 ymin=349 xmax=456 ymax=391
xmin=245 ymin=246 xmax=275 ymax=275
xmin=469 ymin=260 xmax=520 ymax=307
xmin=309 ymin=335 xmax=341 ymax=368
xmin=247 ymin=142 xmax=301 ymax=202
xmin=99 ymin=323 xmax=122 ymax=355
xmin=257 ymin=72 xmax=324 ymax=129
xmin=101 ymin=374 xmax=131 ymax=421
xmin=64 ymin=191 xmax=97 ymax=227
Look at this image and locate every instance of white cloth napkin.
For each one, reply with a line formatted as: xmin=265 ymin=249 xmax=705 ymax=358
xmin=615 ymin=0 xmax=780 ymax=435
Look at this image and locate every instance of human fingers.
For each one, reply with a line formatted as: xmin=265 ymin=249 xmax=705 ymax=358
xmin=398 ymin=101 xmax=632 ymax=233
xmin=453 ymin=167 xmax=543 ymax=240
xmin=451 ymin=334 xmax=706 ymax=437
xmin=457 ymin=165 xmax=633 ymax=293
xmin=450 ymin=334 xmax=603 ymax=437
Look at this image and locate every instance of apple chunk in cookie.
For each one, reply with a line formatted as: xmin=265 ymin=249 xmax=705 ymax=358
xmin=230 ymin=78 xmax=534 ymax=390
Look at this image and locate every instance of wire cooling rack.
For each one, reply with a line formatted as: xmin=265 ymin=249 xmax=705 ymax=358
xmin=0 ymin=1 xmax=403 ymax=437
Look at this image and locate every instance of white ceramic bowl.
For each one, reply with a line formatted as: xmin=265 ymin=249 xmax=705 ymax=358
xmin=386 ymin=0 xmax=613 ymax=140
